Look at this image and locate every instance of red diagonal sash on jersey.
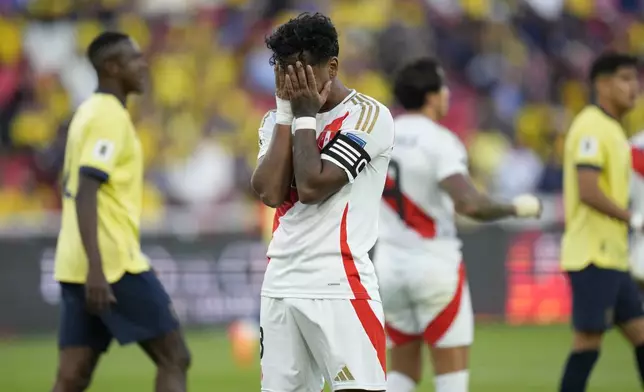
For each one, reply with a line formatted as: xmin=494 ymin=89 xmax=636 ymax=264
xmin=269 ymin=111 xmax=349 ymax=262
xmin=632 ymin=146 xmax=644 ymax=177
xmin=272 ymin=188 xmax=299 ymax=233
xmin=383 ymin=176 xmax=436 ymax=238
xmin=317 ymin=111 xmax=350 ymax=150
xmin=339 ymin=203 xmax=386 ymax=373
xmin=267 ymin=188 xmax=299 ymax=264
xmin=272 ymin=112 xmax=349 ymax=235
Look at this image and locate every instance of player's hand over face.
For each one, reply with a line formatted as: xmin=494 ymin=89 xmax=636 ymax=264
xmin=285 ymin=62 xmax=332 ymax=118
xmin=85 ymin=270 xmax=116 ymax=314
xmin=274 ymin=64 xmax=289 ymax=100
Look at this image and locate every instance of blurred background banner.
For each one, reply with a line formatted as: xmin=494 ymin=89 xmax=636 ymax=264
xmin=1 ymin=233 xmax=267 ymax=334
xmin=1 ymin=0 xmax=641 ymax=335
xmin=0 ymin=221 xmax=568 ymax=335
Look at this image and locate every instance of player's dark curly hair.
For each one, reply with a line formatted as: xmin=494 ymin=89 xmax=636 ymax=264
xmin=589 ymin=52 xmax=638 ymax=83
xmin=265 ymin=12 xmax=339 ymax=66
xmin=87 ymin=31 xmax=130 ymax=70
xmin=393 ymin=58 xmax=443 ymax=110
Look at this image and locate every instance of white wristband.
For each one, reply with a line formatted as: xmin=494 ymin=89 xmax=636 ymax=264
xmin=275 ymin=96 xmax=293 ymax=125
xmin=512 ymin=194 xmax=541 ymax=218
xmin=631 ymin=213 xmax=644 ymax=230
xmin=294 ymin=117 xmax=317 ymax=132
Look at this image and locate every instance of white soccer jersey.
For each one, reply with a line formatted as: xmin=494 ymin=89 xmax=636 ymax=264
xmin=378 ymin=114 xmax=468 ymax=261
xmin=257 ymin=90 xmax=395 ymax=301
xmin=630 ymin=132 xmax=644 ymax=279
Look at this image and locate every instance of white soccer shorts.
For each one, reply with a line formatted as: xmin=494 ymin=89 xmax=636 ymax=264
xmin=374 ymin=249 xmax=474 ymax=348
xmin=631 ymin=236 xmax=644 ymax=281
xmin=260 ymin=296 xmax=387 ymax=392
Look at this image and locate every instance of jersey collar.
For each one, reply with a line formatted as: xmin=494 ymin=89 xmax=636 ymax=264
xmin=595 ymin=104 xmax=620 ymax=122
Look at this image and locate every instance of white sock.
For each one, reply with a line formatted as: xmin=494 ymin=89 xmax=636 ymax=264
xmin=387 ymin=371 xmax=416 ymax=392
xmin=435 ymin=370 xmax=469 ymax=392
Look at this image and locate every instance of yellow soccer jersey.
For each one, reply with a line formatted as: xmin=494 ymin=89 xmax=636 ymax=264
xmin=55 ymin=93 xmax=149 ymax=283
xmin=561 ymin=105 xmax=632 ymax=271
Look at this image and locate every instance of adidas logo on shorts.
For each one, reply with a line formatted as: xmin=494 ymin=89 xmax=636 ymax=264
xmin=333 ymin=365 xmax=355 ymax=382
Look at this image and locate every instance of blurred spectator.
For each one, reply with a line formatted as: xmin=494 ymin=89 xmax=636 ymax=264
xmin=492 ymin=137 xmax=544 ymax=199
xmin=2 ymin=0 xmax=644 ymax=223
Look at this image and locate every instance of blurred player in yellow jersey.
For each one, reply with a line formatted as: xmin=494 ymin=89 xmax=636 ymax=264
xmin=52 ymin=32 xmax=190 ymax=392
xmin=560 ymin=52 xmax=644 ymax=392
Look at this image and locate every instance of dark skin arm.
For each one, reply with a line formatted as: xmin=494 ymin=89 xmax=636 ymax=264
xmin=76 ymin=173 xmax=116 ymax=313
xmin=286 ymin=62 xmax=344 ymax=204
xmin=440 ymin=173 xmax=516 ymax=221
xmin=251 ymin=123 xmax=294 ymax=207
xmin=291 ymin=131 xmax=348 ymax=204
xmin=577 ymin=167 xmax=631 ymax=222
xmin=250 ymin=65 xmax=295 ymax=208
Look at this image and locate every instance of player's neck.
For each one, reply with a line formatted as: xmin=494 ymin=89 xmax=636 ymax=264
xmin=319 ymin=80 xmax=351 ymax=113
xmin=596 ymin=99 xmax=623 ymax=121
xmin=408 ymin=108 xmax=441 ymax=123
xmin=96 ymin=83 xmax=128 ymax=107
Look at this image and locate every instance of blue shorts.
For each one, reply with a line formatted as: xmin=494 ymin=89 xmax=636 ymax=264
xmin=58 ymin=271 xmax=180 ymax=352
xmin=567 ymin=264 xmax=644 ymax=332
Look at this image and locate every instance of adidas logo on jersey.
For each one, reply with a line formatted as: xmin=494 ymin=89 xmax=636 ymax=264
xmin=333 ymin=365 xmax=355 ymax=382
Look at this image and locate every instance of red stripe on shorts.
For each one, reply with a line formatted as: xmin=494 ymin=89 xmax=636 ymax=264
xmin=351 ymin=299 xmax=387 ymax=373
xmin=385 ymin=323 xmax=421 ymax=346
xmin=423 ymin=262 xmax=466 ymax=346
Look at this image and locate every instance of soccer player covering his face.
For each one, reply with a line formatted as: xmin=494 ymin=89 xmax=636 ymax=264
xmin=52 ymin=32 xmax=190 ymax=392
xmin=559 ymin=52 xmax=644 ymax=392
xmin=375 ymin=58 xmax=541 ymax=392
xmin=251 ymin=12 xmax=394 ymax=392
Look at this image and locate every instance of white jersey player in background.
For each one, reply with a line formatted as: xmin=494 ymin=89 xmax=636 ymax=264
xmin=629 ymin=131 xmax=644 ymax=282
xmin=374 ymin=58 xmax=542 ymax=392
xmin=251 ymin=13 xmax=394 ymax=392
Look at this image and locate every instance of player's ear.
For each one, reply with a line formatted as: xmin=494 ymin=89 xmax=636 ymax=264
xmin=103 ymin=59 xmax=120 ymax=77
xmin=595 ymin=76 xmax=611 ymax=97
xmin=328 ymin=57 xmax=339 ymax=79
xmin=424 ymin=91 xmax=437 ymax=108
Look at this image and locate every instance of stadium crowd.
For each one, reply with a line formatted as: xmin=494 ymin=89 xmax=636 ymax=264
xmin=2 ymin=0 xmax=644 ymax=222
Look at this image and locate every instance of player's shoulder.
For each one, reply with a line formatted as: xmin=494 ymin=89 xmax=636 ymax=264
xmin=395 ymin=114 xmax=461 ymax=149
xmin=73 ymin=94 xmax=129 ymax=132
xmin=345 ymin=91 xmax=390 ymax=111
xmin=431 ymin=124 xmax=465 ymax=156
xmin=344 ymin=91 xmax=394 ymax=130
xmin=85 ymin=93 xmax=128 ymax=117
xmin=568 ymin=106 xmax=613 ymax=137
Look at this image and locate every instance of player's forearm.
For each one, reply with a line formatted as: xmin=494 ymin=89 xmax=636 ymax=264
xmin=291 ymin=129 xmax=326 ymax=203
xmin=579 ymin=187 xmax=631 ymax=223
xmin=75 ymin=176 xmax=104 ymax=274
xmin=442 ymin=174 xmax=517 ymax=221
xmin=457 ymin=195 xmax=516 ymax=222
xmin=251 ymin=125 xmax=293 ymax=208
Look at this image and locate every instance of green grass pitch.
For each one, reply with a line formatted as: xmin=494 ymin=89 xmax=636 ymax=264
xmin=0 ymin=324 xmax=638 ymax=391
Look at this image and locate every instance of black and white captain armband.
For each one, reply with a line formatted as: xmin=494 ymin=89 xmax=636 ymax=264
xmin=320 ymin=132 xmax=371 ymax=180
